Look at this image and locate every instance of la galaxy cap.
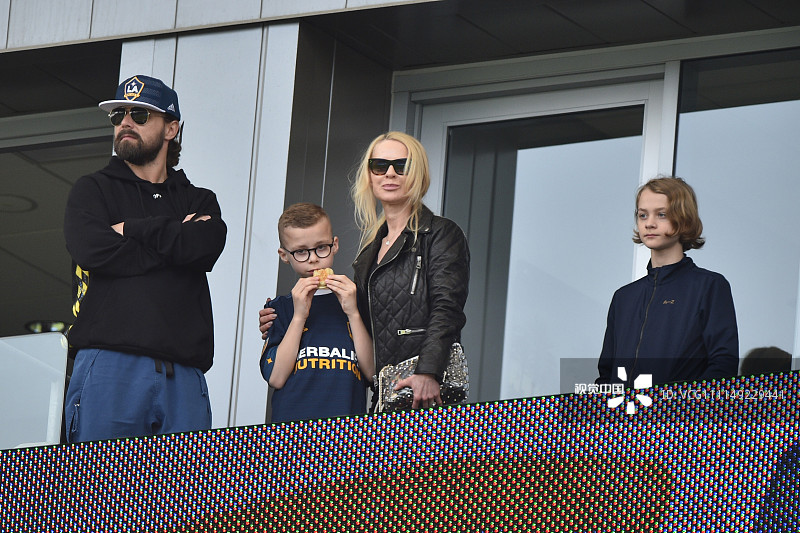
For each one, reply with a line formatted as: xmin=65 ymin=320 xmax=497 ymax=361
xmin=99 ymin=74 xmax=181 ymax=121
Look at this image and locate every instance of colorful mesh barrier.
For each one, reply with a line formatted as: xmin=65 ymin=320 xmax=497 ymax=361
xmin=1 ymin=372 xmax=797 ymax=531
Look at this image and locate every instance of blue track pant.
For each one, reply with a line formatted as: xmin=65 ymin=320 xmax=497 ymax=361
xmin=65 ymin=349 xmax=212 ymax=443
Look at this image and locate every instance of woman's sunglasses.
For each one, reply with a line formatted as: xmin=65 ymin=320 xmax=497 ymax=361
xmin=108 ymin=107 xmax=156 ymax=126
xmin=368 ymin=158 xmax=407 ymax=176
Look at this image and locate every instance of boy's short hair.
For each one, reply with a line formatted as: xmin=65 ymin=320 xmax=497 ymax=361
xmin=633 ymin=176 xmax=705 ymax=251
xmin=278 ymin=203 xmax=330 ymax=247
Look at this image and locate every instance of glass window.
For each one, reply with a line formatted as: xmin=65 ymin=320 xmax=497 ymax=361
xmin=444 ymin=106 xmax=645 ymax=400
xmin=675 ymin=48 xmax=800 ymax=373
xmin=0 ymin=332 xmax=68 ymax=449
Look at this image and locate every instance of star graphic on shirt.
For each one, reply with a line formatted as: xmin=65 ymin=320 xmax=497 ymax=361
xmin=266 ymin=357 xmax=273 ymax=364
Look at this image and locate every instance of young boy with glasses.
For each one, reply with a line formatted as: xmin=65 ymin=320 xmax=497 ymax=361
xmin=260 ymin=203 xmax=374 ymax=422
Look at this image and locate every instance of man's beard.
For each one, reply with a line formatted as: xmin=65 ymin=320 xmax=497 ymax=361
xmin=114 ymin=131 xmax=163 ymax=166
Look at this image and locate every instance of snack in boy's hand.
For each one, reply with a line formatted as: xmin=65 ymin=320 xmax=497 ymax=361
xmin=314 ymin=267 xmax=334 ymax=289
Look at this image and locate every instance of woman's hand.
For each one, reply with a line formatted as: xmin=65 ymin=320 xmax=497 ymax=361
xmin=259 ymin=300 xmax=276 ymax=340
xmin=395 ymin=373 xmax=442 ymax=409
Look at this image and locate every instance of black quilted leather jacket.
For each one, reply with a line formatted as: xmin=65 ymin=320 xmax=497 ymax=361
xmin=352 ymin=205 xmax=470 ymax=382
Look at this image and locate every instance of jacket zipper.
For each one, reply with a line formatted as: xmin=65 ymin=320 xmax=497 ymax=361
xmin=632 ymin=269 xmax=659 ymax=385
xmin=410 ymin=255 xmax=422 ymax=295
xmin=397 ymin=328 xmax=426 ymax=335
xmin=366 ymin=236 xmax=407 ymax=385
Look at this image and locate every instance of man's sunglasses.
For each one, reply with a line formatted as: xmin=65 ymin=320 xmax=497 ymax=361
xmin=368 ymin=158 xmax=407 ymax=176
xmin=108 ymin=107 xmax=158 ymax=126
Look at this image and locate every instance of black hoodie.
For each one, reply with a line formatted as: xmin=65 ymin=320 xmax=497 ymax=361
xmin=63 ymin=157 xmax=227 ymax=372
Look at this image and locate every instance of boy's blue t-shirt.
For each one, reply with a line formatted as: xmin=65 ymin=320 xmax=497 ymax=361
xmin=260 ymin=290 xmax=368 ymax=423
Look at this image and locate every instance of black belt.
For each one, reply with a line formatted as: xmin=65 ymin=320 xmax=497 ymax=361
xmin=154 ymin=359 xmax=175 ymax=377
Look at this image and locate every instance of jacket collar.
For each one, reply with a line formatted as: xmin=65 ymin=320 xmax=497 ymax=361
xmin=352 ymin=204 xmax=434 ymax=270
xmin=414 ymin=204 xmax=434 ymax=235
xmin=646 ymin=255 xmax=694 ymax=283
xmin=393 ymin=204 xmax=434 ymax=245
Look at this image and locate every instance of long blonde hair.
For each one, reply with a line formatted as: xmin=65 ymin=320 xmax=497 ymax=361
xmin=350 ymin=132 xmax=431 ymax=252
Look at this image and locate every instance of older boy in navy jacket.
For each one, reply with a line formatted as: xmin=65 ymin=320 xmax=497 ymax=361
xmin=598 ymin=177 xmax=738 ymax=386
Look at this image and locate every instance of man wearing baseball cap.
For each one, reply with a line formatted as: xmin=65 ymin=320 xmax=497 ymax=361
xmin=63 ymin=75 xmax=227 ymax=442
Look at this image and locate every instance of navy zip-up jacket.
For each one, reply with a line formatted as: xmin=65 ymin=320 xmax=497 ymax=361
xmin=598 ymin=256 xmax=739 ymax=386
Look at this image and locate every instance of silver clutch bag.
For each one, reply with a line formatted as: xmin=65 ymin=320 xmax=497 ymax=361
xmin=376 ymin=342 xmax=469 ymax=412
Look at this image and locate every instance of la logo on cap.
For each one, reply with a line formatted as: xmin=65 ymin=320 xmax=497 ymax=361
xmin=123 ymin=76 xmax=144 ymax=101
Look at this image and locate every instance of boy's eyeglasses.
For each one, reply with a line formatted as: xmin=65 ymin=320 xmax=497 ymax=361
xmin=368 ymin=158 xmax=407 ymax=176
xmin=283 ymin=242 xmax=335 ymax=262
xmin=108 ymin=107 xmax=156 ymax=126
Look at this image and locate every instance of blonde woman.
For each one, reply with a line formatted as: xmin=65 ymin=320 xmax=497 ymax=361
xmin=350 ymin=132 xmax=470 ymax=410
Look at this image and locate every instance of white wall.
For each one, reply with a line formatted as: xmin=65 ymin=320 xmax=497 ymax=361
xmin=117 ymin=23 xmax=298 ymax=428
